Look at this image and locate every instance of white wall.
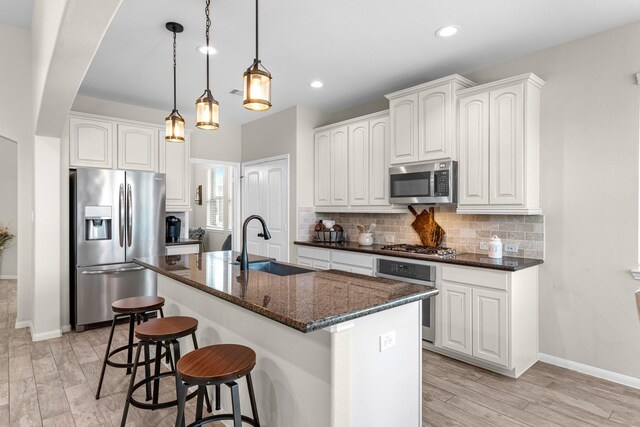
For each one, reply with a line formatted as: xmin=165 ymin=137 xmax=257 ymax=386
xmin=0 ymin=138 xmax=18 ymax=278
xmin=460 ymin=21 xmax=640 ymax=379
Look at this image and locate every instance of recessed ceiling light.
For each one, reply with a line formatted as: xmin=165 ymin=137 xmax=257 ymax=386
xmin=435 ymin=25 xmax=459 ymax=38
xmin=310 ymin=81 xmax=324 ymax=88
xmin=197 ymin=45 xmax=218 ymax=55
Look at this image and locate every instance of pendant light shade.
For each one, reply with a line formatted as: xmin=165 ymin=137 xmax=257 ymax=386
xmin=165 ymin=22 xmax=185 ymax=143
xmin=243 ymin=0 xmax=271 ymax=111
xmin=196 ymin=0 xmax=220 ymax=129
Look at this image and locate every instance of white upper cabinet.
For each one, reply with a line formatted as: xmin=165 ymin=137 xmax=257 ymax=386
xmin=158 ymin=132 xmax=191 ymax=211
xmin=389 ymin=93 xmax=419 ymax=164
xmin=457 ymin=73 xmax=543 ymax=214
xmin=369 ymin=116 xmax=390 ymax=206
xmin=386 ymin=75 xmax=475 ymax=165
xmin=314 ymin=131 xmax=331 ymax=206
xmin=69 ymin=116 xmax=114 ymax=169
xmin=117 ymin=124 xmax=157 ymax=172
xmin=348 ymin=120 xmax=370 ymax=206
xmin=313 ymin=111 xmax=402 ymax=213
xmin=330 ymin=126 xmax=349 ymax=206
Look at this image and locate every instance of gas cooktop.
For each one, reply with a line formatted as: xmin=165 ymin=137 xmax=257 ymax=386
xmin=380 ymin=244 xmax=457 ymax=257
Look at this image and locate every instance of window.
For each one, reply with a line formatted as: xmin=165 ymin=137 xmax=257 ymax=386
xmin=207 ymin=165 xmax=234 ymax=231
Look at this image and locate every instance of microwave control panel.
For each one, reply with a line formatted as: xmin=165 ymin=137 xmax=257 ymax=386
xmin=433 ymin=170 xmax=450 ymax=196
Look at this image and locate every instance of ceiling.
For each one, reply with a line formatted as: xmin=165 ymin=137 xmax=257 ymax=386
xmin=5 ymin=0 xmax=640 ymax=125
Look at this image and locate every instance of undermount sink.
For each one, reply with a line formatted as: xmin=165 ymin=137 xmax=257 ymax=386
xmin=249 ymin=261 xmax=314 ymax=277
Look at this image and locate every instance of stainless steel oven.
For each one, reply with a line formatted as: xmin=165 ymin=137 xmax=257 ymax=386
xmin=376 ymin=258 xmax=436 ymax=342
xmin=389 ymin=160 xmax=457 ymax=205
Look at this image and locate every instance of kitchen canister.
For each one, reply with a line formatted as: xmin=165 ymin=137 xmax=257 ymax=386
xmin=488 ymin=235 xmax=503 ymax=259
xmin=358 ymin=232 xmax=373 ymax=246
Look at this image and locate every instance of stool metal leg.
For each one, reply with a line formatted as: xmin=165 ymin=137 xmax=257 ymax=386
xmin=173 ymin=341 xmax=186 ymax=427
xmin=95 ymin=315 xmax=117 ymax=399
xmin=195 ymin=386 xmax=204 ymax=421
xmin=126 ymin=314 xmax=135 ymax=375
xmin=246 ymin=373 xmax=261 ymax=426
xmin=120 ymin=339 xmax=143 ymax=427
xmin=143 ymin=341 xmax=152 ymax=401
xmin=152 ymin=341 xmax=162 ymax=405
xmin=190 ymin=332 xmax=213 ymax=413
xmin=228 ymin=381 xmax=242 ymax=427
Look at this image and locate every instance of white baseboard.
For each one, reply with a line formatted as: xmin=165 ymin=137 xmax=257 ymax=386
xmin=539 ymin=353 xmax=640 ymax=390
xmin=0 ymin=275 xmax=17 ymax=279
xmin=31 ymin=328 xmax=62 ymax=342
xmin=61 ymin=324 xmax=72 ymax=333
xmin=14 ymin=320 xmax=32 ymax=329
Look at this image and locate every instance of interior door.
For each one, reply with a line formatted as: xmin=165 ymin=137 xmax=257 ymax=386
xmin=242 ymin=158 xmax=289 ymax=261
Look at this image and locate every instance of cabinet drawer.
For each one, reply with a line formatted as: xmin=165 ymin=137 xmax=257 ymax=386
xmin=330 ymin=251 xmax=374 ymax=269
xmin=442 ymin=265 xmax=508 ymax=291
xmin=296 ymin=246 xmax=330 ymax=261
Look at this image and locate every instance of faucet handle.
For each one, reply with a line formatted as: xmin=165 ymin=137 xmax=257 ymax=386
xmin=258 ymin=233 xmax=264 ymax=237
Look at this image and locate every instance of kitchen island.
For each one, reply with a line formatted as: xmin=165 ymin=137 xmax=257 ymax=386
xmin=135 ymin=251 xmax=437 ymax=427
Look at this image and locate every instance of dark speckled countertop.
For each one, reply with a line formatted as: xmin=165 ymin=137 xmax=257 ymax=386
xmin=294 ymin=241 xmax=543 ymax=272
xmin=134 ymin=251 xmax=437 ymax=333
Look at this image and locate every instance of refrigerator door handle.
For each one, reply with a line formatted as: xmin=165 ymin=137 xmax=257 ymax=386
xmin=81 ymin=266 xmax=145 ymax=275
xmin=119 ymin=184 xmax=125 ymax=247
xmin=127 ymin=184 xmax=133 ymax=247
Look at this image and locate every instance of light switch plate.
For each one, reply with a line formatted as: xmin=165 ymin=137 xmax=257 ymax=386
xmin=380 ymin=330 xmax=396 ymax=352
xmin=385 ymin=235 xmax=395 ymax=244
xmin=505 ymin=243 xmax=519 ymax=253
xmin=479 ymin=242 xmax=489 ymax=250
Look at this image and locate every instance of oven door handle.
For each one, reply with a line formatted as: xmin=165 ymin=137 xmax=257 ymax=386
xmin=375 ymin=271 xmax=436 ymax=287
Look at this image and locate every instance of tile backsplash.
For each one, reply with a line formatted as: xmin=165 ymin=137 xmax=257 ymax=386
xmin=298 ymin=206 xmax=544 ymax=259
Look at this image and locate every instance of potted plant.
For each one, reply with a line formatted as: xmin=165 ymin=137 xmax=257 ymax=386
xmin=0 ymin=223 xmax=15 ymax=266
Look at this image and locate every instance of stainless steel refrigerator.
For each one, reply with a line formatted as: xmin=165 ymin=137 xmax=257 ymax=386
xmin=70 ymin=168 xmax=165 ymax=331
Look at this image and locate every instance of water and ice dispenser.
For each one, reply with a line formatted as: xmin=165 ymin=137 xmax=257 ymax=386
xmin=84 ymin=206 xmax=112 ymax=241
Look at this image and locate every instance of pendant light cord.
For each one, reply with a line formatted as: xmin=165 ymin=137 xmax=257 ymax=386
xmin=255 ymin=0 xmax=259 ymax=61
xmin=205 ymin=0 xmax=211 ymax=90
xmin=172 ymin=30 xmax=177 ymax=111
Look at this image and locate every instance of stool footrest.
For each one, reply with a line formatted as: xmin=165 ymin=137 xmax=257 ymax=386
xmin=128 ymin=371 xmax=197 ymax=410
xmin=105 ymin=343 xmax=166 ymax=369
xmin=189 ymin=414 xmax=260 ymax=427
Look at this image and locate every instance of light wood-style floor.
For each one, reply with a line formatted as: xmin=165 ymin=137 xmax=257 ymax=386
xmin=2 ymin=279 xmax=640 ymax=426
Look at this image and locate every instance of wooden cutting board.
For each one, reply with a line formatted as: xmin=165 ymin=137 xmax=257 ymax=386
xmin=408 ymin=206 xmax=445 ymax=247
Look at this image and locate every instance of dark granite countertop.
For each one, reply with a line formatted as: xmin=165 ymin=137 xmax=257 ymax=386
xmin=166 ymin=239 xmax=201 ymax=247
xmin=134 ymin=251 xmax=437 ymax=333
xmin=294 ymin=241 xmax=543 ymax=272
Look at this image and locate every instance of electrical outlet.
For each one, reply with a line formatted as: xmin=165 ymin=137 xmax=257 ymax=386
xmin=385 ymin=235 xmax=395 ymax=244
xmin=479 ymin=242 xmax=489 ymax=250
xmin=380 ymin=330 xmax=396 ymax=352
xmin=505 ymin=243 xmax=519 ymax=253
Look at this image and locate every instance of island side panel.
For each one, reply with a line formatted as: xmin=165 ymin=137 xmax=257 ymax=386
xmin=349 ymin=301 xmax=422 ymax=426
xmin=158 ymin=275 xmax=332 ymax=427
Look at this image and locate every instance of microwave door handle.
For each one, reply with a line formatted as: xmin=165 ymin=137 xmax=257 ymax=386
xmin=127 ymin=184 xmax=133 ymax=247
xmin=118 ymin=184 xmax=125 ymax=247
xmin=430 ymin=172 xmax=435 ymax=197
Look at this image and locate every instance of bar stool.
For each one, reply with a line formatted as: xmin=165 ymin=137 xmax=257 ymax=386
xmin=96 ymin=295 xmax=166 ymax=400
xmin=175 ymin=344 xmax=260 ymax=427
xmin=120 ymin=316 xmax=211 ymax=427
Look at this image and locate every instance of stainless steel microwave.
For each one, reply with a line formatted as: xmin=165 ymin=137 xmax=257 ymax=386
xmin=389 ymin=160 xmax=457 ymax=204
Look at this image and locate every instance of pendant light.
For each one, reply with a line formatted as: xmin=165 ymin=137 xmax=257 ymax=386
xmin=165 ymin=22 xmax=185 ymax=143
xmin=196 ymin=0 xmax=220 ymax=129
xmin=243 ymin=0 xmax=272 ymax=111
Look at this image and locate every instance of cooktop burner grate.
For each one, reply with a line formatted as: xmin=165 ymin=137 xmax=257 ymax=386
xmin=380 ymin=244 xmax=456 ymax=256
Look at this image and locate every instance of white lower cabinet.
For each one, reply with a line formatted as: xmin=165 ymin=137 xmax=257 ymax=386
xmin=296 ymin=246 xmax=374 ymax=276
xmin=437 ymin=264 xmax=538 ymax=378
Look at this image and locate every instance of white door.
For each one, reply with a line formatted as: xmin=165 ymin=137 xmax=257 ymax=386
xmin=242 ymin=157 xmax=289 ymax=262
xmin=440 ymin=282 xmax=472 ymax=355
xmin=472 ymin=288 xmax=508 ymax=366
xmin=418 ymin=84 xmax=451 ymax=161
xmin=69 ymin=116 xmax=114 ymax=169
xmin=348 ymin=121 xmax=369 ymax=206
xmin=314 ymin=131 xmax=331 ymax=206
xmin=489 ymin=83 xmax=525 ymax=206
xmin=389 ymin=93 xmax=419 ymax=165
xmin=117 ymin=124 xmax=157 ymax=171
xmin=330 ymin=126 xmax=349 ymax=206
xmin=458 ymin=93 xmax=490 ymax=206
xmin=369 ymin=116 xmax=390 ymax=206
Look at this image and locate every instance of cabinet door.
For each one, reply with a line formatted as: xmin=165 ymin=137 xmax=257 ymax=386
xmin=369 ymin=116 xmax=390 ymax=206
xmin=159 ymin=132 xmax=191 ymax=210
xmin=297 ymin=257 xmax=313 ymax=267
xmin=440 ymin=282 xmax=472 ymax=355
xmin=458 ymin=93 xmax=489 ymax=205
xmin=314 ymin=131 xmax=331 ymax=206
xmin=348 ymin=121 xmax=369 ymax=206
xmin=117 ymin=124 xmax=157 ymax=171
xmin=489 ymin=83 xmax=525 ymax=205
xmin=472 ymin=288 xmax=508 ymax=366
xmin=69 ymin=116 xmax=114 ymax=169
xmin=389 ymin=93 xmax=419 ymax=164
xmin=330 ymin=127 xmax=349 ymax=206
xmin=418 ymin=84 xmax=451 ymax=161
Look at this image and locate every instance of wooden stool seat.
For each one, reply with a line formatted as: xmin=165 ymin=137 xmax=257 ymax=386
xmin=112 ymin=296 xmax=165 ymax=314
xmin=177 ymin=344 xmax=256 ymax=384
xmin=135 ymin=316 xmax=198 ymax=341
